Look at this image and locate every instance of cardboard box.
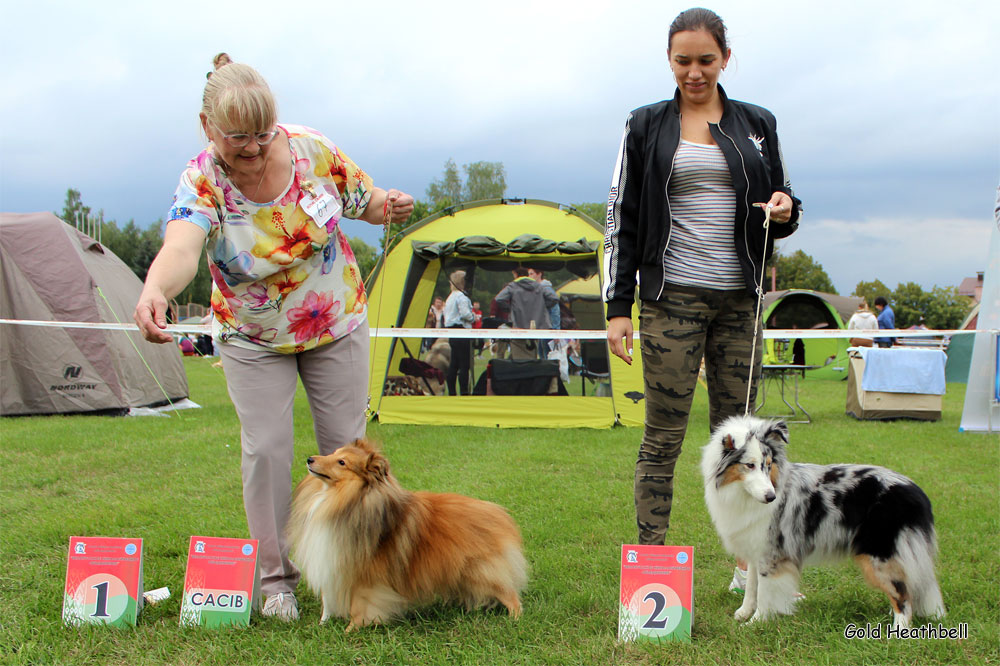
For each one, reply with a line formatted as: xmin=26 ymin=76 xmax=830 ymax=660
xmin=846 ymin=354 xmax=942 ymax=421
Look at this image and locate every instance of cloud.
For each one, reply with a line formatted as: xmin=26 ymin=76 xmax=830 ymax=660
xmin=1 ymin=0 xmax=998 ymax=294
xmin=777 ymin=215 xmax=993 ymax=295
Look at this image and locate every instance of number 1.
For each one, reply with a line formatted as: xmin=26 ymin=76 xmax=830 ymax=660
xmin=91 ymin=581 xmax=110 ymax=617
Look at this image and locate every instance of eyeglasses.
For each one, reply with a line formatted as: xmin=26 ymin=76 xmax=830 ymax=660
xmin=214 ymin=125 xmax=279 ymax=149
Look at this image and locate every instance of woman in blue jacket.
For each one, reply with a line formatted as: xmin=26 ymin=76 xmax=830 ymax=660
xmin=604 ymin=8 xmax=802 ymax=557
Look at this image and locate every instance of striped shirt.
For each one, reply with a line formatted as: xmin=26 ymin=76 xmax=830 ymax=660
xmin=663 ymin=139 xmax=743 ymax=289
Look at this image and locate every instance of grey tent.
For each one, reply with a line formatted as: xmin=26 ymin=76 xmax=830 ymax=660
xmin=1 ymin=212 xmax=188 ymax=415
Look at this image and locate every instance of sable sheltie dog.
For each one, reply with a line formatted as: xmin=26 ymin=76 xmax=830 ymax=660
xmin=288 ymin=439 xmax=527 ymax=631
xmin=700 ymin=415 xmax=945 ymax=628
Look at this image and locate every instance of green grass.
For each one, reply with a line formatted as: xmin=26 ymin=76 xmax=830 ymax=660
xmin=1 ymin=358 xmax=997 ymax=665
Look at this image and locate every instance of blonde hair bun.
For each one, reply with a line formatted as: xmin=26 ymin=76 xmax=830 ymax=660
xmin=201 ymin=55 xmax=277 ymax=133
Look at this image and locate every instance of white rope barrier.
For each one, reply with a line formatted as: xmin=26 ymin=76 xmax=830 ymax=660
xmin=0 ymin=319 xmax=992 ymax=340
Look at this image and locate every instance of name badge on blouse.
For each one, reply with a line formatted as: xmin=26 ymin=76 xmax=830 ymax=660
xmin=301 ymin=189 xmax=341 ymax=227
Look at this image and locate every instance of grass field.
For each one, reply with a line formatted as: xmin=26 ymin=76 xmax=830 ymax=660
xmin=1 ymin=357 xmax=997 ymax=665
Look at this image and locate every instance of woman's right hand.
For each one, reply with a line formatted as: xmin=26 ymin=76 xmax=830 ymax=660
xmin=134 ymin=286 xmax=173 ymax=344
xmin=607 ymin=316 xmax=634 ymax=366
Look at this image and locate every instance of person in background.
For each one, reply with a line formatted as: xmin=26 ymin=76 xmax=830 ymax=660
xmin=603 ymin=8 xmax=801 ymax=590
xmin=133 ymin=53 xmax=413 ymax=622
xmin=528 ymin=268 xmax=561 ymax=357
xmin=423 ymin=296 xmax=446 ymax=352
xmin=873 ymin=296 xmax=896 ymax=347
xmin=443 ymin=270 xmax=474 ymax=395
xmin=178 ymin=335 xmax=197 ymax=356
xmin=847 ymin=299 xmax=879 ymax=348
xmin=430 ymin=296 xmax=445 ymax=328
xmin=471 ymin=300 xmax=484 ymax=356
xmin=495 ymin=267 xmax=558 ymax=360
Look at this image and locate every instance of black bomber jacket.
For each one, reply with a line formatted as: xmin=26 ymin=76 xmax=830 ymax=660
xmin=603 ymin=85 xmax=802 ymax=320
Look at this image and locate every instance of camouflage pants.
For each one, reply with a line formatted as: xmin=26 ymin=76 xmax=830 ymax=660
xmin=635 ymin=286 xmax=762 ymax=545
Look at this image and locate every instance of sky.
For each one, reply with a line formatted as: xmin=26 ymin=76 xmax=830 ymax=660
xmin=1 ymin=0 xmax=997 ymax=296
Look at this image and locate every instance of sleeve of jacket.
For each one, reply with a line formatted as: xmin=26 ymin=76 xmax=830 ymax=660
xmin=603 ymin=112 xmax=643 ymax=320
xmin=495 ymin=284 xmax=512 ymax=309
xmin=459 ymin=294 xmax=475 ymax=324
xmin=542 ymin=283 xmax=559 ymax=308
xmin=763 ymin=112 xmax=802 ymax=239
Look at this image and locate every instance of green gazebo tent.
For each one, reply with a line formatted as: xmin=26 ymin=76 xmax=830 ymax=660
xmin=364 ymin=199 xmax=645 ymax=428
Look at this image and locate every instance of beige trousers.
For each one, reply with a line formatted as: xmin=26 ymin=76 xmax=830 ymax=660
xmin=218 ymin=326 xmax=369 ymax=596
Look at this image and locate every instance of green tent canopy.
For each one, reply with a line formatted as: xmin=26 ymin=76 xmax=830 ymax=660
xmin=761 ymin=289 xmax=863 ymax=379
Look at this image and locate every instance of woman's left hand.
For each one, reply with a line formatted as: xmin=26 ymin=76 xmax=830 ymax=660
xmin=382 ymin=189 xmax=415 ymax=225
xmin=755 ymin=192 xmax=793 ymax=223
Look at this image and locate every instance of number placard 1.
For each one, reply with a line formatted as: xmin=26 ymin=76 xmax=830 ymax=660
xmin=618 ymin=545 xmax=693 ymax=643
xmin=63 ymin=537 xmax=143 ymax=627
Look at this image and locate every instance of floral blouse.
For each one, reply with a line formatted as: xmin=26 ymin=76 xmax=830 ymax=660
xmin=168 ymin=124 xmax=373 ymax=353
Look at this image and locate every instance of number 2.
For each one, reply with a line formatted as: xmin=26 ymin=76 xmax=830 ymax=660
xmin=641 ymin=591 xmax=668 ymax=629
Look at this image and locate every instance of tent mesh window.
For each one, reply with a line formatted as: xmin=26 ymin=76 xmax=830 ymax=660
xmin=384 ymin=234 xmax=607 ymax=398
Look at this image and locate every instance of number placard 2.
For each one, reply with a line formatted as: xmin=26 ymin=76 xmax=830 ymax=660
xmin=63 ymin=537 xmax=143 ymax=627
xmin=618 ymin=545 xmax=693 ymax=643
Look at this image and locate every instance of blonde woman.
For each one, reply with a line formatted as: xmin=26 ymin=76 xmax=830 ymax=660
xmin=443 ymin=270 xmax=475 ymax=395
xmin=847 ymin=300 xmax=879 ymax=347
xmin=134 ymin=54 xmax=413 ymax=621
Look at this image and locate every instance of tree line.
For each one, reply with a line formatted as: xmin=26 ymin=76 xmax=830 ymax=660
xmin=761 ymin=250 xmax=971 ymax=329
xmin=56 ymin=174 xmax=974 ymax=330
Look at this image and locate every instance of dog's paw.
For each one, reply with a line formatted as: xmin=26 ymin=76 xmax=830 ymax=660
xmin=734 ymin=605 xmax=755 ymax=622
xmin=745 ymin=608 xmax=776 ymax=625
xmin=344 ymin=621 xmax=358 ymax=633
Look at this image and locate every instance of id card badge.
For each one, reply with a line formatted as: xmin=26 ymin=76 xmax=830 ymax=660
xmin=301 ymin=187 xmax=341 ymax=228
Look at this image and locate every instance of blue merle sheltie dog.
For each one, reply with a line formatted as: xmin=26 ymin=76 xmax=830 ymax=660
xmin=700 ymin=415 xmax=945 ymax=628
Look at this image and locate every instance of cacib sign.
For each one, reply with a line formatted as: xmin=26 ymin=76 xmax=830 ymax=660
xmin=185 ymin=589 xmax=249 ymax=612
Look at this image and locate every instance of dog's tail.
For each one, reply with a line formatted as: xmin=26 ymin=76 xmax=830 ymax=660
xmin=897 ymin=527 xmax=946 ymax=619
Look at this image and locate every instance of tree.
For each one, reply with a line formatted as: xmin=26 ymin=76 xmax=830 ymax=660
xmin=425 ymin=158 xmax=507 ymax=209
xmin=572 ymin=202 xmax=606 ymax=224
xmin=853 ymin=280 xmax=891 ymax=307
xmin=892 ymin=281 xmax=927 ymax=329
xmin=463 ymin=161 xmax=506 ymax=201
xmin=852 ymin=280 xmax=971 ymax=329
xmin=57 ymin=188 xmax=91 ymax=226
xmin=921 ymin=286 xmax=973 ymax=330
xmin=425 ymin=159 xmax=463 ymax=209
xmin=885 ymin=281 xmax=971 ymax=329
xmin=348 ymin=236 xmax=378 ymax=284
xmin=771 ymin=249 xmax=837 ymax=293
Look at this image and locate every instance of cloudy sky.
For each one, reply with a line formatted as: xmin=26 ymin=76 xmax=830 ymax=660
xmin=1 ymin=0 xmax=997 ymax=295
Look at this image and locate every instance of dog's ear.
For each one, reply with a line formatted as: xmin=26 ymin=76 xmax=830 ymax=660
xmin=722 ymin=434 xmax=736 ymax=450
xmin=352 ymin=437 xmax=373 ymax=451
xmin=365 ymin=451 xmax=389 ymax=481
xmin=353 ymin=438 xmax=386 ymax=456
xmin=765 ymin=421 xmax=789 ymax=446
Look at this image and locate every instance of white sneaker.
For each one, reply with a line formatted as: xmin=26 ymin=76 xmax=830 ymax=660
xmin=728 ymin=566 xmax=747 ymax=594
xmin=262 ymin=593 xmax=299 ymax=621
